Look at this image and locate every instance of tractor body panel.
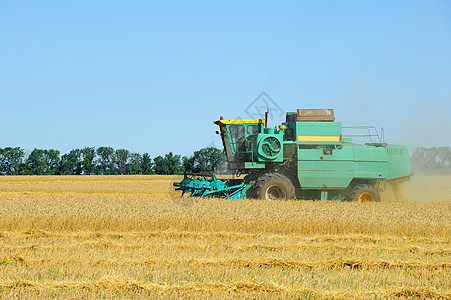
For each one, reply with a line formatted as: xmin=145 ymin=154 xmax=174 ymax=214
xmin=297 ymin=146 xmax=354 ymax=189
xmin=353 ymin=146 xmax=388 ymax=179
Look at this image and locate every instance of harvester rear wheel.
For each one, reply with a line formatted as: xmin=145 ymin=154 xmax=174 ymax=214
xmin=348 ymin=184 xmax=381 ymax=203
xmin=252 ymin=173 xmax=295 ymax=200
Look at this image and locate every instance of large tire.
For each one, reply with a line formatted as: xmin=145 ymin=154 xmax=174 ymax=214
xmin=252 ymin=173 xmax=295 ymax=200
xmin=347 ymin=184 xmax=381 ymax=203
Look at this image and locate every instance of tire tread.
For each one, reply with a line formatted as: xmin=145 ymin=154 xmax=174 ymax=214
xmin=348 ymin=184 xmax=381 ymax=202
xmin=252 ymin=173 xmax=295 ymax=200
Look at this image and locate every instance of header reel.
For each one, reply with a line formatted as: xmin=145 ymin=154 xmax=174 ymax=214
xmin=173 ymin=173 xmax=246 ymax=200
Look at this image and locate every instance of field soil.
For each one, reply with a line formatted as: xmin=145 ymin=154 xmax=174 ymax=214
xmin=0 ymin=175 xmax=449 ymax=299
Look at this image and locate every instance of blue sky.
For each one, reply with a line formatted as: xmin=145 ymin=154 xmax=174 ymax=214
xmin=1 ymin=1 xmax=450 ymax=157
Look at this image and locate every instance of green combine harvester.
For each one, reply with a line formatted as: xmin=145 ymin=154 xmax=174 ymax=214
xmin=174 ymin=109 xmax=411 ymax=201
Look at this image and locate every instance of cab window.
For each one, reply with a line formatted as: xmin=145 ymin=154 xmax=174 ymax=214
xmin=247 ymin=124 xmax=260 ymax=135
xmin=229 ymin=125 xmax=245 ymax=146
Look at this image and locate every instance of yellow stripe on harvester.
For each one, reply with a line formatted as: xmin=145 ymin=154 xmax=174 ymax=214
xmin=298 ymin=136 xmax=341 ymax=142
xmin=216 ymin=119 xmax=266 ymax=125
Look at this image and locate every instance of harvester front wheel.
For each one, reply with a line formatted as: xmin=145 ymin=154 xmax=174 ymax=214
xmin=348 ymin=184 xmax=381 ymax=203
xmin=252 ymin=173 xmax=295 ymax=200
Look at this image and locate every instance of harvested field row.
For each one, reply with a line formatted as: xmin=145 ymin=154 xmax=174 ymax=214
xmin=1 ymin=240 xmax=449 ymax=255
xmin=2 ymin=255 xmax=450 ymax=270
xmin=0 ymin=278 xmax=449 ymax=299
xmin=1 ymin=230 xmax=449 ymax=244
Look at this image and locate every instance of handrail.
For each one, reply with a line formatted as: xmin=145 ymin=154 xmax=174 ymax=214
xmin=342 ymin=126 xmax=384 ymax=144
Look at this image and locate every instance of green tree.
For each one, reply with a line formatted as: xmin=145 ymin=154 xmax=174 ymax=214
xmin=24 ymin=149 xmax=60 ymax=175
xmin=193 ymin=147 xmax=224 ymax=173
xmin=182 ymin=155 xmax=195 ymax=173
xmin=141 ymin=153 xmax=154 ymax=174
xmin=128 ymin=152 xmax=143 ymax=175
xmin=165 ymin=152 xmax=183 ymax=175
xmin=96 ymin=147 xmax=115 ymax=174
xmin=44 ymin=149 xmax=61 ymax=175
xmin=153 ymin=155 xmax=167 ymax=175
xmin=153 ymin=152 xmax=183 ymax=175
xmin=115 ymin=149 xmax=130 ymax=175
xmin=23 ymin=149 xmax=44 ymax=175
xmin=82 ymin=147 xmax=97 ymax=175
xmin=57 ymin=149 xmax=83 ymax=175
xmin=0 ymin=147 xmax=25 ymax=175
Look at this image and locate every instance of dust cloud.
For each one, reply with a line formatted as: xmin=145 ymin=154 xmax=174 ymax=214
xmin=382 ymin=175 xmax=451 ymax=202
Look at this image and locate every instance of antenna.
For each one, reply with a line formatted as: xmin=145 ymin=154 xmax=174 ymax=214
xmin=265 ymin=109 xmax=269 ymax=128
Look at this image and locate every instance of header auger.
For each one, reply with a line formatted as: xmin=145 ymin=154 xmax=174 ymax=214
xmin=174 ymin=109 xmax=411 ymax=202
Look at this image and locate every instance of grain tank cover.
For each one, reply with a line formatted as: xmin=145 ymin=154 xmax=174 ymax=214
xmin=294 ymin=109 xmax=335 ymax=122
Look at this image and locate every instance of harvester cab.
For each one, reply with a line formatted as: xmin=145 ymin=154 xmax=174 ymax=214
xmin=174 ymin=108 xmax=411 ymax=202
xmin=213 ymin=117 xmax=276 ymax=167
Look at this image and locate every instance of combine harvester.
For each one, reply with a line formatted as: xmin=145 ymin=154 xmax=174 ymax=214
xmin=174 ymin=109 xmax=411 ymax=201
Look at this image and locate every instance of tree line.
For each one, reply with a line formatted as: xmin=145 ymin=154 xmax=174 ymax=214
xmin=0 ymin=146 xmax=225 ymax=176
xmin=410 ymin=147 xmax=451 ymax=175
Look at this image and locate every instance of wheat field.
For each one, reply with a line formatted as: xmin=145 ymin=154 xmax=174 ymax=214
xmin=0 ymin=175 xmax=449 ymax=299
